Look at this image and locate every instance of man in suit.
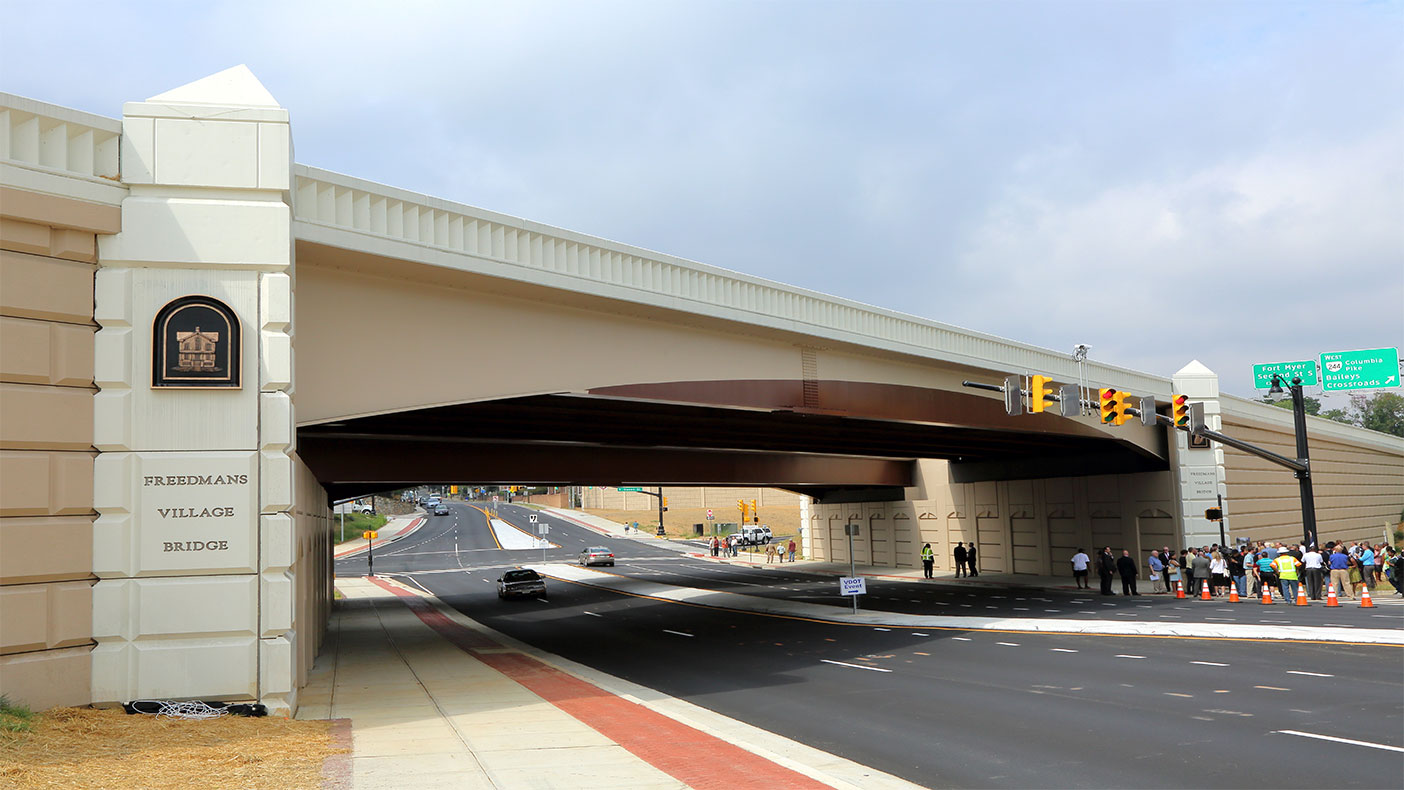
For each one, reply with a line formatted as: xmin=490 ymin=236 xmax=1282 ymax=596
xmin=1098 ymin=547 xmax=1117 ymax=595
xmin=953 ymin=542 xmax=967 ymax=578
xmin=1116 ymin=549 xmax=1140 ymax=596
xmin=966 ymin=543 xmax=978 ymax=576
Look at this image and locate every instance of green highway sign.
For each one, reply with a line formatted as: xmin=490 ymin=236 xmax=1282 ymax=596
xmin=617 ymin=487 xmax=644 ymax=492
xmin=1252 ymin=360 xmax=1317 ymax=388
xmin=1319 ymin=347 xmax=1400 ymax=392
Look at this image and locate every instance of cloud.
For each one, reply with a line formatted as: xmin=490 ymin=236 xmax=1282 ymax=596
xmin=2 ymin=0 xmax=1399 ymax=400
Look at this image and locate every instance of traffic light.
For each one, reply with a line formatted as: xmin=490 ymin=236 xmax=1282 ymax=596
xmin=1029 ymin=375 xmax=1055 ymax=413
xmin=737 ymin=499 xmax=749 ymax=522
xmin=662 ymin=496 xmax=668 ymax=507
xmin=752 ymin=499 xmax=759 ymax=524
xmin=1099 ymin=388 xmax=1119 ymax=424
xmin=1171 ymin=394 xmax=1189 ymax=428
xmin=1099 ymin=389 xmax=1134 ymax=426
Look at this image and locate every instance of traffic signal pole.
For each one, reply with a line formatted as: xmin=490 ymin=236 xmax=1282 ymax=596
xmin=963 ymin=374 xmax=1317 ymax=547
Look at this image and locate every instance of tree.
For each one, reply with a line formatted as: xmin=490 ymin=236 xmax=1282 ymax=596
xmin=1264 ymin=395 xmax=1322 ymax=415
xmin=1350 ymin=392 xmax=1404 ymax=437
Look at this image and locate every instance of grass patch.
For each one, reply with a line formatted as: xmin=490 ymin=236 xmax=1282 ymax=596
xmin=0 ymin=696 xmax=37 ymax=733
xmin=0 ymin=706 xmax=344 ymax=790
xmin=330 ymin=512 xmax=387 ymax=545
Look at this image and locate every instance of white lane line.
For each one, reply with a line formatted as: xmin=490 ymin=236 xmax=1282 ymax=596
xmin=873 ymin=627 xmax=891 ymax=632
xmin=535 ymin=597 xmax=549 ymax=603
xmin=583 ymin=611 xmax=602 ymax=617
xmin=1255 ymin=685 xmax=1290 ymax=691
xmin=1050 ymin=648 xmax=1078 ymax=653
xmin=821 ymin=659 xmax=893 ymax=673
xmin=1081 ymin=611 xmax=1098 ymax=614
xmin=1192 ymin=661 xmax=1229 ymax=667
xmin=1164 ymin=692 xmax=1194 ymax=698
xmin=1274 ymin=730 xmax=1404 ymax=753
xmin=1013 ymin=607 xmax=1030 ymax=611
xmin=1115 ymin=654 xmax=1147 ymax=659
xmin=911 ymin=632 xmax=929 ymax=637
xmin=1205 ymin=617 xmax=1236 ymax=621
xmin=662 ymin=629 xmax=694 ymax=637
xmin=1286 ymin=670 xmax=1334 ymax=678
xmin=951 ymin=637 xmax=972 ymax=641
xmin=996 ymin=642 xmax=1020 ymax=647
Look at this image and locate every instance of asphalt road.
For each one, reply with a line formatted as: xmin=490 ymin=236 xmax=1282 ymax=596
xmin=337 ymin=501 xmax=1404 ymax=789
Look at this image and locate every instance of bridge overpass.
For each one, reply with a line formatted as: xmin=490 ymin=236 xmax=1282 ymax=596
xmin=3 ymin=67 xmax=1400 ymax=714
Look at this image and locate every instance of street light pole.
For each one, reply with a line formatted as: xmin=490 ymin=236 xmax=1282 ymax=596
xmin=1271 ymin=374 xmax=1318 ymax=548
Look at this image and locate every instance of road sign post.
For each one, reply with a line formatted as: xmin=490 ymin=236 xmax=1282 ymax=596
xmin=1319 ymin=347 xmax=1400 ymax=392
xmin=844 ymin=523 xmax=861 ymax=614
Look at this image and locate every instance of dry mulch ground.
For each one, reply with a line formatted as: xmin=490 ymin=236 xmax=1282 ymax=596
xmin=0 ymin=707 xmax=346 ymax=790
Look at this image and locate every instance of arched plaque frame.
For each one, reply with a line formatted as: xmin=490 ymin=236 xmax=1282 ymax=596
xmin=152 ymin=295 xmax=242 ymax=388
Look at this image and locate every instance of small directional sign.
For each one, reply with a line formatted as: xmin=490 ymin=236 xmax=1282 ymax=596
xmin=1252 ymin=360 xmax=1318 ymax=388
xmin=617 ymin=487 xmax=644 ymax=492
xmin=529 ymin=514 xmax=538 ymax=523
xmin=839 ymin=577 xmax=867 ymax=596
xmin=1319 ymin=347 xmax=1400 ymax=392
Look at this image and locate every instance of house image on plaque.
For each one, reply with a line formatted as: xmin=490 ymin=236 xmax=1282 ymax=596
xmin=174 ymin=327 xmax=220 ymax=372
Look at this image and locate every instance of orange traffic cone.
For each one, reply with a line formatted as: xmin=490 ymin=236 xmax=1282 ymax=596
xmin=1201 ymin=580 xmax=1212 ymax=600
xmin=1326 ymin=581 xmax=1340 ymax=607
xmin=1260 ymin=586 xmax=1273 ymax=604
xmin=1228 ymin=586 xmax=1240 ymax=603
xmin=1361 ymin=586 xmax=1375 ymax=608
xmin=1295 ymin=584 xmax=1309 ymax=606
xmin=1176 ymin=580 xmax=1185 ymax=599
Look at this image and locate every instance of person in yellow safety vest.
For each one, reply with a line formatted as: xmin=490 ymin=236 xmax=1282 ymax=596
xmin=920 ymin=543 xmax=935 ymax=579
xmin=1274 ymin=552 xmax=1302 ymax=602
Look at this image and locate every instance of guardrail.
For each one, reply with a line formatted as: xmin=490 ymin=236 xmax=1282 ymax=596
xmin=0 ymin=93 xmax=120 ymax=181
xmin=292 ymin=164 xmax=1170 ymax=394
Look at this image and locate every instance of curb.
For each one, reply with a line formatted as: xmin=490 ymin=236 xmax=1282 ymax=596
xmin=333 ymin=516 xmax=425 ymax=559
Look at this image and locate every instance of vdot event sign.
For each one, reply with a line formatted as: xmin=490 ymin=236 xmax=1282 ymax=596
xmin=1319 ymin=347 xmax=1400 ymax=392
xmin=1251 ymin=360 xmax=1318 ymax=388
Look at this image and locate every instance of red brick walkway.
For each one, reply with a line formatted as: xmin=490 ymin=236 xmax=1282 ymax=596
xmin=366 ymin=576 xmax=830 ymax=789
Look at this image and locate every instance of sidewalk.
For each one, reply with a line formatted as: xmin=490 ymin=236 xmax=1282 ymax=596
xmin=333 ymin=514 xmax=426 ymax=559
xmin=297 ymin=576 xmax=922 ymax=790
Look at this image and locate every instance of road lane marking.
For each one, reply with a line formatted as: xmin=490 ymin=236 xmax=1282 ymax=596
xmin=1286 ymin=670 xmax=1333 ymax=677
xmin=536 ymin=597 xmax=549 ymax=603
xmin=821 ymin=659 xmax=892 ymax=673
xmin=914 ymin=651 xmax=930 ymax=656
xmin=996 ymin=642 xmax=1020 ymax=647
xmin=1254 ymin=685 xmax=1290 ymax=691
xmin=1013 ymin=607 xmax=1029 ymax=611
xmin=873 ymin=627 xmax=891 ymax=632
xmin=951 ymin=637 xmax=972 ymax=641
xmin=1050 ymin=648 xmax=1078 ymax=653
xmin=911 ymin=632 xmax=929 ymax=636
xmin=663 ymin=629 xmax=694 ymax=637
xmin=1274 ymin=730 xmax=1404 ymax=753
xmin=1192 ymin=661 xmax=1229 ymax=667
xmin=583 ymin=611 xmax=602 ymax=617
xmin=1164 ymin=692 xmax=1193 ymax=698
xmin=1115 ymin=654 xmax=1146 ymax=659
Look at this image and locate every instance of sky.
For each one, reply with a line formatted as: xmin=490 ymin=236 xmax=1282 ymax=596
xmin=3 ymin=0 xmax=1401 ymax=400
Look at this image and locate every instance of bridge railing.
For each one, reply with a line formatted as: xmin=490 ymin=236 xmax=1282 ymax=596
xmin=0 ymin=92 xmax=121 ymax=181
xmin=292 ymin=164 xmax=1170 ymax=395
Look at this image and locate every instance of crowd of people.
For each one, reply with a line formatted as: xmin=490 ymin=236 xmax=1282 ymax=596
xmin=706 ymin=534 xmax=797 ymax=562
xmin=1080 ymin=540 xmax=1404 ymax=600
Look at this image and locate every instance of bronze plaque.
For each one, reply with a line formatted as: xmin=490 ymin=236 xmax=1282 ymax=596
xmin=152 ymin=295 xmax=241 ymax=388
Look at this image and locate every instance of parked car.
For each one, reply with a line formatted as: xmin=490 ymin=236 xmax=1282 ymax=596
xmin=433 ymin=503 xmax=450 ymax=516
xmin=497 ymin=568 xmax=546 ymax=599
xmin=352 ymin=502 xmax=373 ymax=514
xmin=579 ymin=547 xmax=615 ymax=567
